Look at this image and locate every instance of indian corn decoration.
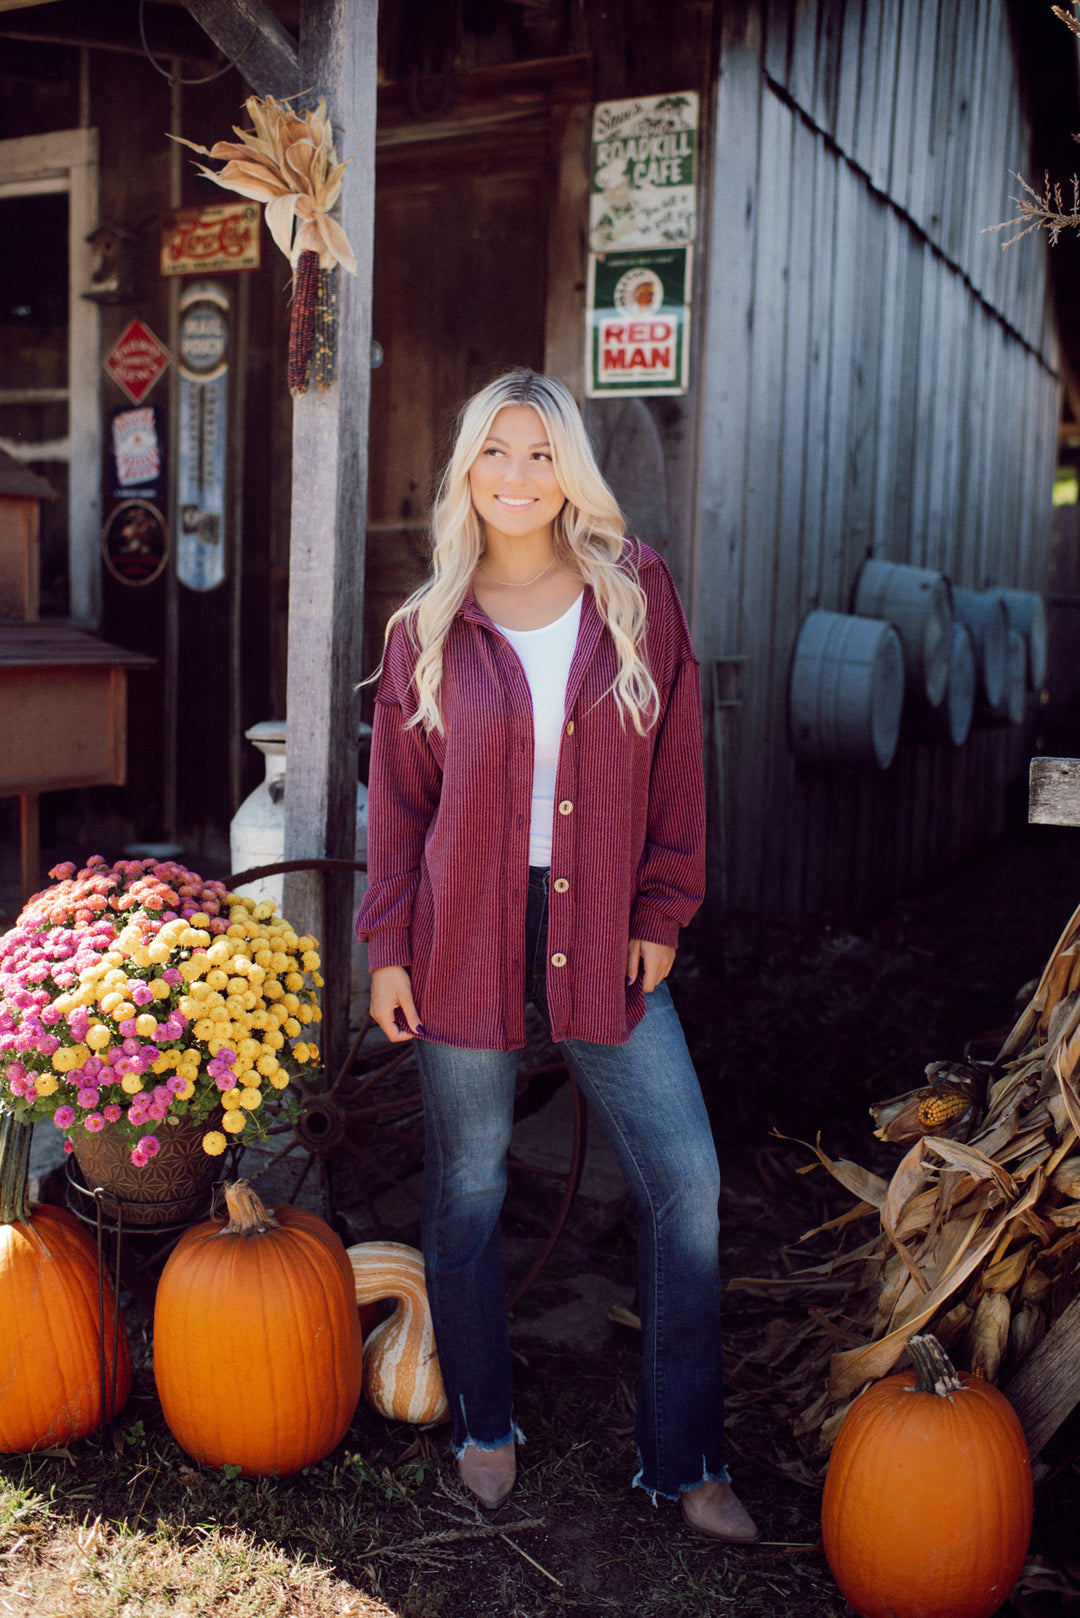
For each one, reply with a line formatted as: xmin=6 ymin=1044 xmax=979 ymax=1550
xmin=172 ymin=95 xmax=355 ymax=396
xmin=729 ymin=894 xmax=1080 ymax=1459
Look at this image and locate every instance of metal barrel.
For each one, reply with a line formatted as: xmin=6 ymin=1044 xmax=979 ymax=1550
xmin=905 ymin=622 xmax=975 ymax=747
xmin=1004 ymin=629 xmax=1027 ymax=724
xmin=991 ymin=589 xmax=1048 ymax=690
xmin=789 ymin=609 xmax=905 ymax=769
xmin=852 ymin=558 xmax=953 ymax=708
xmin=951 ymin=586 xmax=1007 ymax=709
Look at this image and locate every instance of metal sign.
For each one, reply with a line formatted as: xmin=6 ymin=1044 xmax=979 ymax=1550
xmin=586 ymin=247 xmax=692 ymax=398
xmin=589 ymin=93 xmax=699 ymax=254
xmin=103 ymin=319 xmax=170 ymax=405
xmin=176 ymin=283 xmax=229 ymax=592
xmin=101 ymin=499 xmax=169 ymax=586
xmin=160 ymin=203 xmax=261 ymax=277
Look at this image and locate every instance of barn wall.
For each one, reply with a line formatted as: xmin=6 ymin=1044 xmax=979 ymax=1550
xmin=694 ymin=0 xmax=1062 ymax=930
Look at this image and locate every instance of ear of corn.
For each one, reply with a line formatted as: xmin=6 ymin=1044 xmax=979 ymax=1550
xmin=288 ymin=250 xmax=319 ymax=396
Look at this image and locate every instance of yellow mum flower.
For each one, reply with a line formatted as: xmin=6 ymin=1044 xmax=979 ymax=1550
xmin=100 ymin=950 xmax=124 ymax=967
xmin=233 ymin=1054 xmax=254 ymax=1076
xmin=298 ymin=1004 xmax=314 ymax=1024
xmin=240 ymin=989 xmax=258 ymax=1011
xmin=34 ymin=1073 xmax=59 ymax=1097
xmin=263 ymin=980 xmax=284 ymax=1001
xmin=269 ymin=953 xmax=289 ymax=975
xmin=281 ymin=993 xmax=301 ymax=1014
xmin=247 ymin=965 xmax=266 ymax=987
xmin=283 ymin=1017 xmax=301 ymax=1038
xmin=292 ymin=1042 xmax=310 ymax=1064
xmin=226 ymin=923 xmax=247 ymax=939
xmin=135 ymin=1014 xmax=158 ymax=1038
xmin=114 ymin=1001 xmax=135 ymax=1021
xmin=178 ymin=996 xmax=201 ymax=1020
xmin=193 ymin=1018 xmax=217 ymax=1042
xmin=151 ymin=978 xmax=172 ymax=1001
xmin=151 ymin=1055 xmax=171 ymax=1075
xmin=253 ymin=900 xmax=276 ymax=921
xmin=129 ymin=945 xmax=151 ymax=969
xmin=225 ymin=976 xmax=247 ymax=995
xmin=179 ymin=958 xmax=208 ymax=982
xmin=222 ymin=1109 xmax=247 ymax=1134
xmin=221 ymin=1090 xmax=243 ymax=1111
xmin=225 ymin=995 xmax=246 ymax=1017
xmin=236 ymin=1036 xmax=260 ymax=1060
xmin=85 ymin=1023 xmax=112 ymax=1051
xmin=269 ymin=1070 xmax=290 ymax=1089
xmin=285 ymin=972 xmax=305 ymax=993
xmin=190 ymin=912 xmax=210 ymax=928
xmin=301 ymin=951 xmax=320 ymax=971
xmin=147 ymin=939 xmax=171 ymax=964
xmin=205 ymin=940 xmax=231 ymax=966
xmin=175 ymin=1080 xmax=196 ymax=1100
xmin=312 ymin=972 xmax=324 ymax=988
xmin=121 ymin=1074 xmax=144 ymax=1094
xmin=254 ymin=948 xmax=274 ymax=969
xmin=248 ymin=1009 xmax=271 ymax=1030
xmin=239 ymin=1087 xmax=262 ymax=1111
xmin=202 ymin=1131 xmax=227 ymax=1156
xmin=305 ymin=1043 xmax=319 ymax=1063
xmin=255 ymin=1052 xmax=280 ymax=1077
xmin=297 ymin=935 xmax=317 ymax=952
xmin=100 ymin=990 xmax=124 ymax=1014
xmin=206 ymin=969 xmax=229 ymax=992
xmin=51 ymin=1046 xmax=81 ymax=1073
xmin=311 ymin=1005 xmax=322 ymax=1023
xmin=72 ymin=986 xmax=97 ymax=1008
xmin=52 ymin=992 xmax=76 ymax=1014
xmin=262 ymin=1029 xmax=285 ymax=1051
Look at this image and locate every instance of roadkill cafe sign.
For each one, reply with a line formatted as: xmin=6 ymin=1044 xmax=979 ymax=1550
xmin=586 ymin=93 xmax=697 ymax=397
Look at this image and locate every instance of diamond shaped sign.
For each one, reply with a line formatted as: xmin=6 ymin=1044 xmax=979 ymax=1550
xmin=104 ymin=319 xmax=170 ymax=405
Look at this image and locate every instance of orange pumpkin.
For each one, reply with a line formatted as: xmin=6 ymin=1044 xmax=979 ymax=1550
xmin=822 ymin=1333 xmax=1033 ymax=1618
xmin=0 ymin=1115 xmax=131 ymax=1452
xmin=152 ymin=1179 xmax=361 ymax=1476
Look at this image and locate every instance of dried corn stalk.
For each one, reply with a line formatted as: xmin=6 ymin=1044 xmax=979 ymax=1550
xmin=730 ymin=895 xmax=1080 ymax=1456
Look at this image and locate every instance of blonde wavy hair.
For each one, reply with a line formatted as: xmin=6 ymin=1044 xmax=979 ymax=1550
xmin=379 ymin=370 xmax=659 ymax=735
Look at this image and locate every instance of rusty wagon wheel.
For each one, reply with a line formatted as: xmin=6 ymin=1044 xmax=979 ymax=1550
xmin=224 ymin=858 xmax=588 ymax=1306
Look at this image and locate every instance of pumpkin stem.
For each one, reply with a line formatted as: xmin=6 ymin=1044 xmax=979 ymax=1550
xmin=907 ymin=1332 xmax=965 ymax=1396
xmin=0 ymin=1112 xmax=33 ymax=1226
xmin=216 ymin=1179 xmax=283 ymax=1237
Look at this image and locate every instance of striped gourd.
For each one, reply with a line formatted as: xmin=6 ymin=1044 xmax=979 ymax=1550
xmin=347 ymin=1241 xmax=448 ymax=1426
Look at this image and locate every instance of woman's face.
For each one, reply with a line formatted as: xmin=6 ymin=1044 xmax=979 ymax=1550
xmin=468 ymin=405 xmax=566 ymax=547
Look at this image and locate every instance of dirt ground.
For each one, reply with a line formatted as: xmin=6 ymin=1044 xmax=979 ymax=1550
xmin=11 ymin=818 xmax=1080 ymax=1617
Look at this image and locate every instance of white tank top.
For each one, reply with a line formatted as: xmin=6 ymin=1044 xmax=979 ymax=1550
xmin=496 ymin=593 xmax=583 ymax=867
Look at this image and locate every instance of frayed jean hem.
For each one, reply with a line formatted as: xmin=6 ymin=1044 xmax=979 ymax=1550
xmin=632 ymin=1458 xmax=732 ymax=1505
xmin=451 ymin=1421 xmax=525 ymax=1461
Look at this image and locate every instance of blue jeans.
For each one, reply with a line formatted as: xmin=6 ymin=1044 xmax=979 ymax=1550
xmin=413 ymin=866 xmax=729 ymax=1500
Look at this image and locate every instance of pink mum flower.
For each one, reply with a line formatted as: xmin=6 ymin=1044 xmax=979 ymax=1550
xmin=103 ymin=1104 xmax=122 ymax=1122
xmin=53 ymin=1105 xmax=75 ymax=1128
xmin=84 ymin=1113 xmax=106 ymax=1132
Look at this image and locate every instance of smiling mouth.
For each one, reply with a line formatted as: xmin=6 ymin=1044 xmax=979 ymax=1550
xmin=495 ymin=496 xmax=537 ymax=508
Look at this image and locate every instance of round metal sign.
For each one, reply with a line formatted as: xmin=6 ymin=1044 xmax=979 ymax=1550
xmin=178 ymin=301 xmax=229 ymax=381
xmin=101 ymin=499 xmax=169 ymax=586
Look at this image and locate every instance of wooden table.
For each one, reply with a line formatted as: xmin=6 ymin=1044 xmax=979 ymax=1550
xmin=0 ymin=621 xmax=155 ymax=901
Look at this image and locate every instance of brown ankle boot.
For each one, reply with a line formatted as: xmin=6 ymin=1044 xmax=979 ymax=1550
xmin=679 ymin=1480 xmax=760 ymax=1543
xmin=457 ymin=1442 xmax=516 ymax=1510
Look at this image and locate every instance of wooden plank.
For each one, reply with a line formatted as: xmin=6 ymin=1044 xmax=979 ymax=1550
xmin=906 ymin=0 xmax=937 ymax=229
xmin=543 ymin=101 xmax=590 ymax=405
xmin=692 ymin=0 xmax=765 ymax=922
xmin=731 ymin=83 xmax=792 ymax=917
xmin=1003 ymin=1295 xmax=1080 ymax=1456
xmin=179 ymin=0 xmax=300 ymax=99
xmin=1029 ymin=757 xmax=1080 ymax=826
xmin=283 ymin=0 xmax=377 ymax=1076
xmin=0 ymin=665 xmax=127 ymax=793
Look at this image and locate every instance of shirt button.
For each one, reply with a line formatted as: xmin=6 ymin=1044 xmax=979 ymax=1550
xmin=566 ymin=721 xmax=574 ymax=735
xmin=553 ymin=877 xmax=569 ymax=893
xmin=550 ymin=952 xmax=567 ymax=967
xmin=558 ymin=800 xmax=573 ymax=815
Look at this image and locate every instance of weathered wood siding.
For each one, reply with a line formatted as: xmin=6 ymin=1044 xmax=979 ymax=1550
xmin=694 ymin=0 xmax=1061 ymax=929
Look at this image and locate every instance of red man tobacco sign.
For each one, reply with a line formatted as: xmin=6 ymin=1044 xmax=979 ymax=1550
xmin=104 ymin=320 xmax=171 ymax=405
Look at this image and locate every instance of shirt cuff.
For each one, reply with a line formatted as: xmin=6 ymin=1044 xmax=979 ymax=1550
xmin=628 ymin=903 xmax=681 ymax=950
xmin=362 ymin=930 xmax=413 ymax=972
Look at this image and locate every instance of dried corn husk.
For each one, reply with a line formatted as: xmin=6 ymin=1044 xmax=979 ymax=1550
xmin=731 ymin=893 xmax=1080 ymax=1457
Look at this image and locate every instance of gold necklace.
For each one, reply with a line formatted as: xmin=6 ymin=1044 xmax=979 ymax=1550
xmin=478 ymin=556 xmax=557 ymax=589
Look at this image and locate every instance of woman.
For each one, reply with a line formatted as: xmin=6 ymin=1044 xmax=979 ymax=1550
xmin=355 ymin=370 xmax=757 ymax=1543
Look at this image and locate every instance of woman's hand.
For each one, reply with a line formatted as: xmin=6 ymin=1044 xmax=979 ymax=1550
xmin=370 ymin=965 xmax=422 ymax=1041
xmin=627 ymin=938 xmax=676 ymax=993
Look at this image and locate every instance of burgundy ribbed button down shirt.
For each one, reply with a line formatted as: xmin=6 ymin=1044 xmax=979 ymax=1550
xmin=355 ymin=543 xmax=705 ymax=1049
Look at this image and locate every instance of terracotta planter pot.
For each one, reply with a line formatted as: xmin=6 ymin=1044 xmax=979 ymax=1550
xmin=71 ymin=1114 xmax=223 ymax=1228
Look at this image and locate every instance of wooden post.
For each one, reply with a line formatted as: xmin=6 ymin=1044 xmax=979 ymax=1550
xmin=282 ymin=0 xmax=377 ymax=1080
xmin=1029 ymin=757 xmax=1080 ymax=826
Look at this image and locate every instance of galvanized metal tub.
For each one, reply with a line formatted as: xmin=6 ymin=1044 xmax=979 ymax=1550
xmin=951 ymin=586 xmax=1007 ymax=710
xmin=912 ymin=622 xmax=976 ymax=747
xmin=1003 ymin=629 xmax=1027 ymax=724
xmin=992 ymin=589 xmax=1048 ymax=690
xmin=852 ymin=558 xmax=953 ymax=708
xmin=789 ymin=609 xmax=905 ymax=769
